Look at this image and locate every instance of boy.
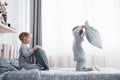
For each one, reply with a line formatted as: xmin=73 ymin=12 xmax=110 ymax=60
xmin=19 ymin=32 xmax=49 ymax=70
xmin=72 ymin=25 xmax=93 ymax=71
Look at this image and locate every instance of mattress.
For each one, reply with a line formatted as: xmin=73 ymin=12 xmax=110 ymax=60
xmin=1 ymin=69 xmax=40 ymax=80
xmin=39 ymin=67 xmax=120 ymax=80
xmin=1 ymin=67 xmax=120 ymax=80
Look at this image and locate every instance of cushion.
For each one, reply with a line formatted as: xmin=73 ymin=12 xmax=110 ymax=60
xmin=10 ymin=59 xmax=20 ymax=70
xmin=85 ymin=20 xmax=103 ymax=49
xmin=0 ymin=57 xmax=17 ymax=75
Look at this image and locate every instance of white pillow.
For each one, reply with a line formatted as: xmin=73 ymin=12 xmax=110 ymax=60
xmin=85 ymin=20 xmax=103 ymax=49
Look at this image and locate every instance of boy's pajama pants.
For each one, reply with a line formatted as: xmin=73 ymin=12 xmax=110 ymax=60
xmin=22 ymin=48 xmax=49 ymax=70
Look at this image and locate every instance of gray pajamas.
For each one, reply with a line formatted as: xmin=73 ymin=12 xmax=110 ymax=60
xmin=20 ymin=63 xmax=42 ymax=70
xmin=19 ymin=44 xmax=49 ymax=70
xmin=76 ymin=60 xmax=86 ymax=71
xmin=72 ymin=26 xmax=85 ymax=61
xmin=73 ymin=26 xmax=92 ymax=71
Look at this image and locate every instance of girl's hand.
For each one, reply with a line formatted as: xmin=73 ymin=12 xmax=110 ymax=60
xmin=81 ymin=25 xmax=87 ymax=29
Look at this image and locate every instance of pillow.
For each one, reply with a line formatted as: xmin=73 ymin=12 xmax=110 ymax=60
xmin=85 ymin=20 xmax=103 ymax=49
xmin=0 ymin=57 xmax=17 ymax=75
xmin=10 ymin=59 xmax=20 ymax=70
xmin=34 ymin=46 xmax=49 ymax=70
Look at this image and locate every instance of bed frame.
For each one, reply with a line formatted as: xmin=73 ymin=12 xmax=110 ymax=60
xmin=0 ymin=43 xmax=105 ymax=68
xmin=0 ymin=43 xmax=19 ymax=59
xmin=0 ymin=43 xmax=75 ymax=67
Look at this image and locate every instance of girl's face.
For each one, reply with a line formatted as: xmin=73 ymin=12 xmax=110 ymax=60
xmin=22 ymin=35 xmax=31 ymax=44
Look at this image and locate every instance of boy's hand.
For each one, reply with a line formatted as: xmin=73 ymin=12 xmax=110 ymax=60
xmin=32 ymin=47 xmax=38 ymax=51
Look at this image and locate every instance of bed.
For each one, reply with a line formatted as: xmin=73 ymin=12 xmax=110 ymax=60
xmin=1 ymin=67 xmax=120 ymax=80
xmin=1 ymin=44 xmax=120 ymax=80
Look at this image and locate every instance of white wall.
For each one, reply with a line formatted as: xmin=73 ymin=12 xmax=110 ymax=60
xmin=0 ymin=0 xmax=30 ymax=47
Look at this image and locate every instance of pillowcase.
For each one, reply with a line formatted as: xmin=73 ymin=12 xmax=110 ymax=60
xmin=34 ymin=46 xmax=49 ymax=70
xmin=85 ymin=20 xmax=103 ymax=49
xmin=0 ymin=57 xmax=17 ymax=75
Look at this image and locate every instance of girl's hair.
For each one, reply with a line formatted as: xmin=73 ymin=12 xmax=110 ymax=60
xmin=72 ymin=26 xmax=78 ymax=31
xmin=79 ymin=29 xmax=83 ymax=34
xmin=72 ymin=26 xmax=83 ymax=34
xmin=19 ymin=32 xmax=30 ymax=41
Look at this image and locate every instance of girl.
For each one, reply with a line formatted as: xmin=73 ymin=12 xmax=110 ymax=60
xmin=72 ymin=25 xmax=93 ymax=71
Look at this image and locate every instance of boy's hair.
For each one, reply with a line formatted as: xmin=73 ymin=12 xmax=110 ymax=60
xmin=19 ymin=32 xmax=30 ymax=41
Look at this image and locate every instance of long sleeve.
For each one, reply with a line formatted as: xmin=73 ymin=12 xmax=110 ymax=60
xmin=20 ymin=44 xmax=34 ymax=57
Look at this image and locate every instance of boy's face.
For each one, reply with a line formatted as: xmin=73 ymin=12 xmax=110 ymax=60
xmin=22 ymin=35 xmax=31 ymax=44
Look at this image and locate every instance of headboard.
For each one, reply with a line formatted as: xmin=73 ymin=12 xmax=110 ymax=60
xmin=0 ymin=43 xmax=19 ymax=59
xmin=0 ymin=43 xmax=105 ymax=67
